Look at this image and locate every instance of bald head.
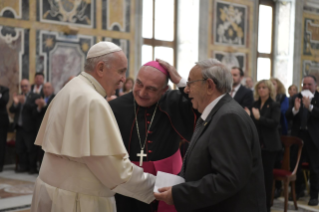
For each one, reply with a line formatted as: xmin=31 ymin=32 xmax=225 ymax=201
xmin=20 ymin=79 xmax=30 ymax=94
xmin=43 ymin=82 xmax=54 ymax=97
xmin=133 ymin=66 xmax=168 ymax=107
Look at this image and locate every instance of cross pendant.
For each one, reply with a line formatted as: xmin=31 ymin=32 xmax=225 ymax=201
xmin=137 ymin=149 xmax=147 ymax=166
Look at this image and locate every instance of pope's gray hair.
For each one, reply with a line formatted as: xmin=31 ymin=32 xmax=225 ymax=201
xmin=196 ymin=58 xmax=233 ymax=93
xmin=84 ymin=53 xmax=114 ymax=72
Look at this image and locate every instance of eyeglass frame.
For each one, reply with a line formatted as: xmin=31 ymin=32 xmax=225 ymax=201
xmin=186 ymin=79 xmax=207 ymax=87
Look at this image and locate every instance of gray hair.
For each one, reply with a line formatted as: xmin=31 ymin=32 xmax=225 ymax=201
xmin=196 ymin=58 xmax=233 ymax=93
xmin=84 ymin=53 xmax=114 ymax=72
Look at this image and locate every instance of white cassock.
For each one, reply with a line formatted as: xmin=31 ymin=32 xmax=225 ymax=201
xmin=31 ymin=71 xmax=155 ymax=212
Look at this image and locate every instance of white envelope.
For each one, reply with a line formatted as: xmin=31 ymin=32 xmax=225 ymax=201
xmin=153 ymin=171 xmax=185 ymax=193
xmin=301 ymin=89 xmax=314 ymax=98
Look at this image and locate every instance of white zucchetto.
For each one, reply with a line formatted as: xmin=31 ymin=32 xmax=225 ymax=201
xmin=86 ymin=41 xmax=122 ymax=59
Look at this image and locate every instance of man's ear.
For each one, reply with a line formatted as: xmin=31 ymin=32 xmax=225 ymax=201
xmin=206 ymin=78 xmax=215 ymax=95
xmin=161 ymin=85 xmax=169 ymax=95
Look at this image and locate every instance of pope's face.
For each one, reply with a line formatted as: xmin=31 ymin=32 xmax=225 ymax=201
xmin=133 ymin=66 xmax=168 ymax=107
xmin=103 ymin=51 xmax=127 ymax=95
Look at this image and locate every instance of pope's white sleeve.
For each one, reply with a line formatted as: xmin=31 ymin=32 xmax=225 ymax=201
xmin=83 ymin=155 xmax=155 ymax=203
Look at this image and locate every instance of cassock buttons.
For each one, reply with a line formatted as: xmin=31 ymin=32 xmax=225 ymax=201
xmin=146 ymin=113 xmax=150 ymax=116
xmin=148 ymin=130 xmax=152 ymax=134
xmin=148 ymin=140 xmax=152 ymax=144
xmin=148 ymin=150 xmax=152 ymax=153
xmin=147 ymin=121 xmax=150 ymax=124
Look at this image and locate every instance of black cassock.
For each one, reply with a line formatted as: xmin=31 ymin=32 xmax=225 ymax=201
xmin=109 ymin=88 xmax=197 ymax=212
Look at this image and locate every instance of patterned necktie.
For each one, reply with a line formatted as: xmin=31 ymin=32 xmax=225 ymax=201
xmin=180 ymin=117 xmax=205 ymax=176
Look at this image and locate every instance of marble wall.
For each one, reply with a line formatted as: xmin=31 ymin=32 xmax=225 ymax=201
xmin=301 ymin=1 xmax=319 ymax=84
xmin=208 ymin=0 xmax=257 ymax=77
xmin=0 ymin=0 xmax=136 ymax=99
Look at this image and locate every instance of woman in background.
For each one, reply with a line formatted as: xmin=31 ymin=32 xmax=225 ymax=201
xmin=245 ymin=80 xmax=281 ymax=212
xmin=120 ymin=77 xmax=134 ymax=96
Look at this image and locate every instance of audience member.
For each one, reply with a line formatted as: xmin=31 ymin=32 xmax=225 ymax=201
xmin=0 ymin=85 xmax=9 ymax=172
xmin=155 ymin=58 xmax=266 ymax=211
xmin=230 ymin=67 xmax=253 ymax=108
xmin=31 ymin=73 xmax=44 ymax=96
xmin=286 ymin=75 xmax=319 ymax=206
xmin=270 ymin=78 xmax=289 ymax=198
xmin=34 ymin=82 xmax=55 ymax=166
xmin=120 ymin=77 xmax=134 ymax=96
xmin=271 ymin=78 xmax=289 ymax=135
xmin=288 ymin=84 xmax=298 ymax=97
xmin=245 ymin=79 xmax=281 ymax=212
xmin=245 ymin=76 xmax=254 ymax=91
xmin=9 ymin=79 xmax=40 ymax=174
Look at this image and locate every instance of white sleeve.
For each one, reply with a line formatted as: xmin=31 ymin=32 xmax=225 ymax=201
xmin=292 ymin=107 xmax=299 ymax=116
xmin=176 ymin=77 xmax=187 ymax=88
xmin=84 ymin=155 xmax=155 ymax=204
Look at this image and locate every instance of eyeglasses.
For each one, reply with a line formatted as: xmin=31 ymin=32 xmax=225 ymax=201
xmin=186 ymin=79 xmax=206 ymax=87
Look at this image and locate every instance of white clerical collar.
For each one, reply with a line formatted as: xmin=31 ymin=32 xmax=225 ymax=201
xmin=81 ymin=72 xmax=106 ymax=97
xmin=201 ymin=94 xmax=226 ymax=121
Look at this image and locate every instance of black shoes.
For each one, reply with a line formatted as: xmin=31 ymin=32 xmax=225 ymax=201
xmin=308 ymin=198 xmax=319 ymax=206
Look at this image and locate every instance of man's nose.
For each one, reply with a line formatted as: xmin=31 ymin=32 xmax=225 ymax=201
xmin=184 ymin=86 xmax=189 ymax=94
xmin=140 ymin=88 xmax=147 ymax=96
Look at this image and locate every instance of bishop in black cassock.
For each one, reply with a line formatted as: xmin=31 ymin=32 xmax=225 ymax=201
xmin=109 ymin=60 xmax=197 ymax=212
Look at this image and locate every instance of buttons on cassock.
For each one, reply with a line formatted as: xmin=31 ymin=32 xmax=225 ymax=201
xmin=148 ymin=150 xmax=152 ymax=153
xmin=148 ymin=140 xmax=152 ymax=144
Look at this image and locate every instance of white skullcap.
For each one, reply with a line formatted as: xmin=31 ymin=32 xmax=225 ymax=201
xmin=86 ymin=41 xmax=122 ymax=59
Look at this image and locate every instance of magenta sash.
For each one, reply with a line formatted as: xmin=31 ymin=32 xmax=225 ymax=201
xmin=132 ymin=150 xmax=182 ymax=212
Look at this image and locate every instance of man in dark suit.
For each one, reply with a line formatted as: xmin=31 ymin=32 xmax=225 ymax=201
xmin=31 ymin=72 xmax=44 ymax=97
xmin=230 ymin=67 xmax=254 ymax=108
xmin=286 ymin=75 xmax=319 ymax=206
xmin=9 ymin=79 xmax=40 ymax=174
xmin=34 ymin=82 xmax=55 ymax=166
xmin=0 ymin=85 xmax=9 ymax=172
xmin=155 ymin=59 xmax=266 ymax=212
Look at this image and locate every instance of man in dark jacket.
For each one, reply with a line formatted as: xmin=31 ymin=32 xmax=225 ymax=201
xmin=155 ymin=59 xmax=266 ymax=212
xmin=286 ymin=75 xmax=319 ymax=206
xmin=0 ymin=85 xmax=9 ymax=172
xmin=9 ymin=79 xmax=40 ymax=174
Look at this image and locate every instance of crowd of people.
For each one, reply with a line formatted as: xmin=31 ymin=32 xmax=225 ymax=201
xmin=0 ymin=41 xmax=318 ymax=212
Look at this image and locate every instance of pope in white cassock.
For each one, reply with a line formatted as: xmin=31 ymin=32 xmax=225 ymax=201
xmin=31 ymin=42 xmax=156 ymax=212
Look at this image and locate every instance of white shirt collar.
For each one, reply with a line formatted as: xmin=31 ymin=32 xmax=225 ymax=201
xmin=201 ymin=94 xmax=226 ymax=121
xmin=81 ymin=72 xmax=107 ymax=97
xmin=233 ymin=84 xmax=241 ymax=92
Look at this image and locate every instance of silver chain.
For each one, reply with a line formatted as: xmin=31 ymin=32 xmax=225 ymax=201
xmin=133 ymin=99 xmax=159 ymax=150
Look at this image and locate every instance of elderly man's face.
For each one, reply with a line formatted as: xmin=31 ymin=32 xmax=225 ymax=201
xmin=133 ymin=66 xmax=168 ymax=107
xmin=43 ymin=83 xmax=53 ymax=97
xmin=246 ymin=77 xmax=253 ymax=88
xmin=302 ymin=77 xmax=317 ymax=93
xmin=20 ymin=79 xmax=30 ymax=94
xmin=184 ymin=65 xmax=207 ymax=113
xmin=103 ymin=51 xmax=127 ymax=95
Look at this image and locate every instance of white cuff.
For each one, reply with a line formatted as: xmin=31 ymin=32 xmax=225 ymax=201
xmin=292 ymin=107 xmax=299 ymax=115
xmin=309 ymin=104 xmax=314 ymax=112
xmin=176 ymin=77 xmax=187 ymax=88
xmin=112 ymin=163 xmax=155 ymax=204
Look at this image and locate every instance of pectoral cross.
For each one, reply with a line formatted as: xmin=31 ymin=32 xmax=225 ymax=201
xmin=137 ymin=149 xmax=147 ymax=166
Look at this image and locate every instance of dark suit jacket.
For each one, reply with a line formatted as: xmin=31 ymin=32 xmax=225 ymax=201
xmin=34 ymin=94 xmax=55 ymax=131
xmin=234 ymin=85 xmax=254 ymax=108
xmin=9 ymin=92 xmax=40 ymax=132
xmin=0 ymin=86 xmax=9 ymax=127
xmin=286 ymin=91 xmax=319 ymax=149
xmin=172 ymin=94 xmax=266 ymax=212
xmin=31 ymin=84 xmax=44 ymax=97
xmin=250 ymin=97 xmax=282 ymax=152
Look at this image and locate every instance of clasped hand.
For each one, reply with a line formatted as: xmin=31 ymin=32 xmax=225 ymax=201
xmin=153 ymin=186 xmax=174 ymax=205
